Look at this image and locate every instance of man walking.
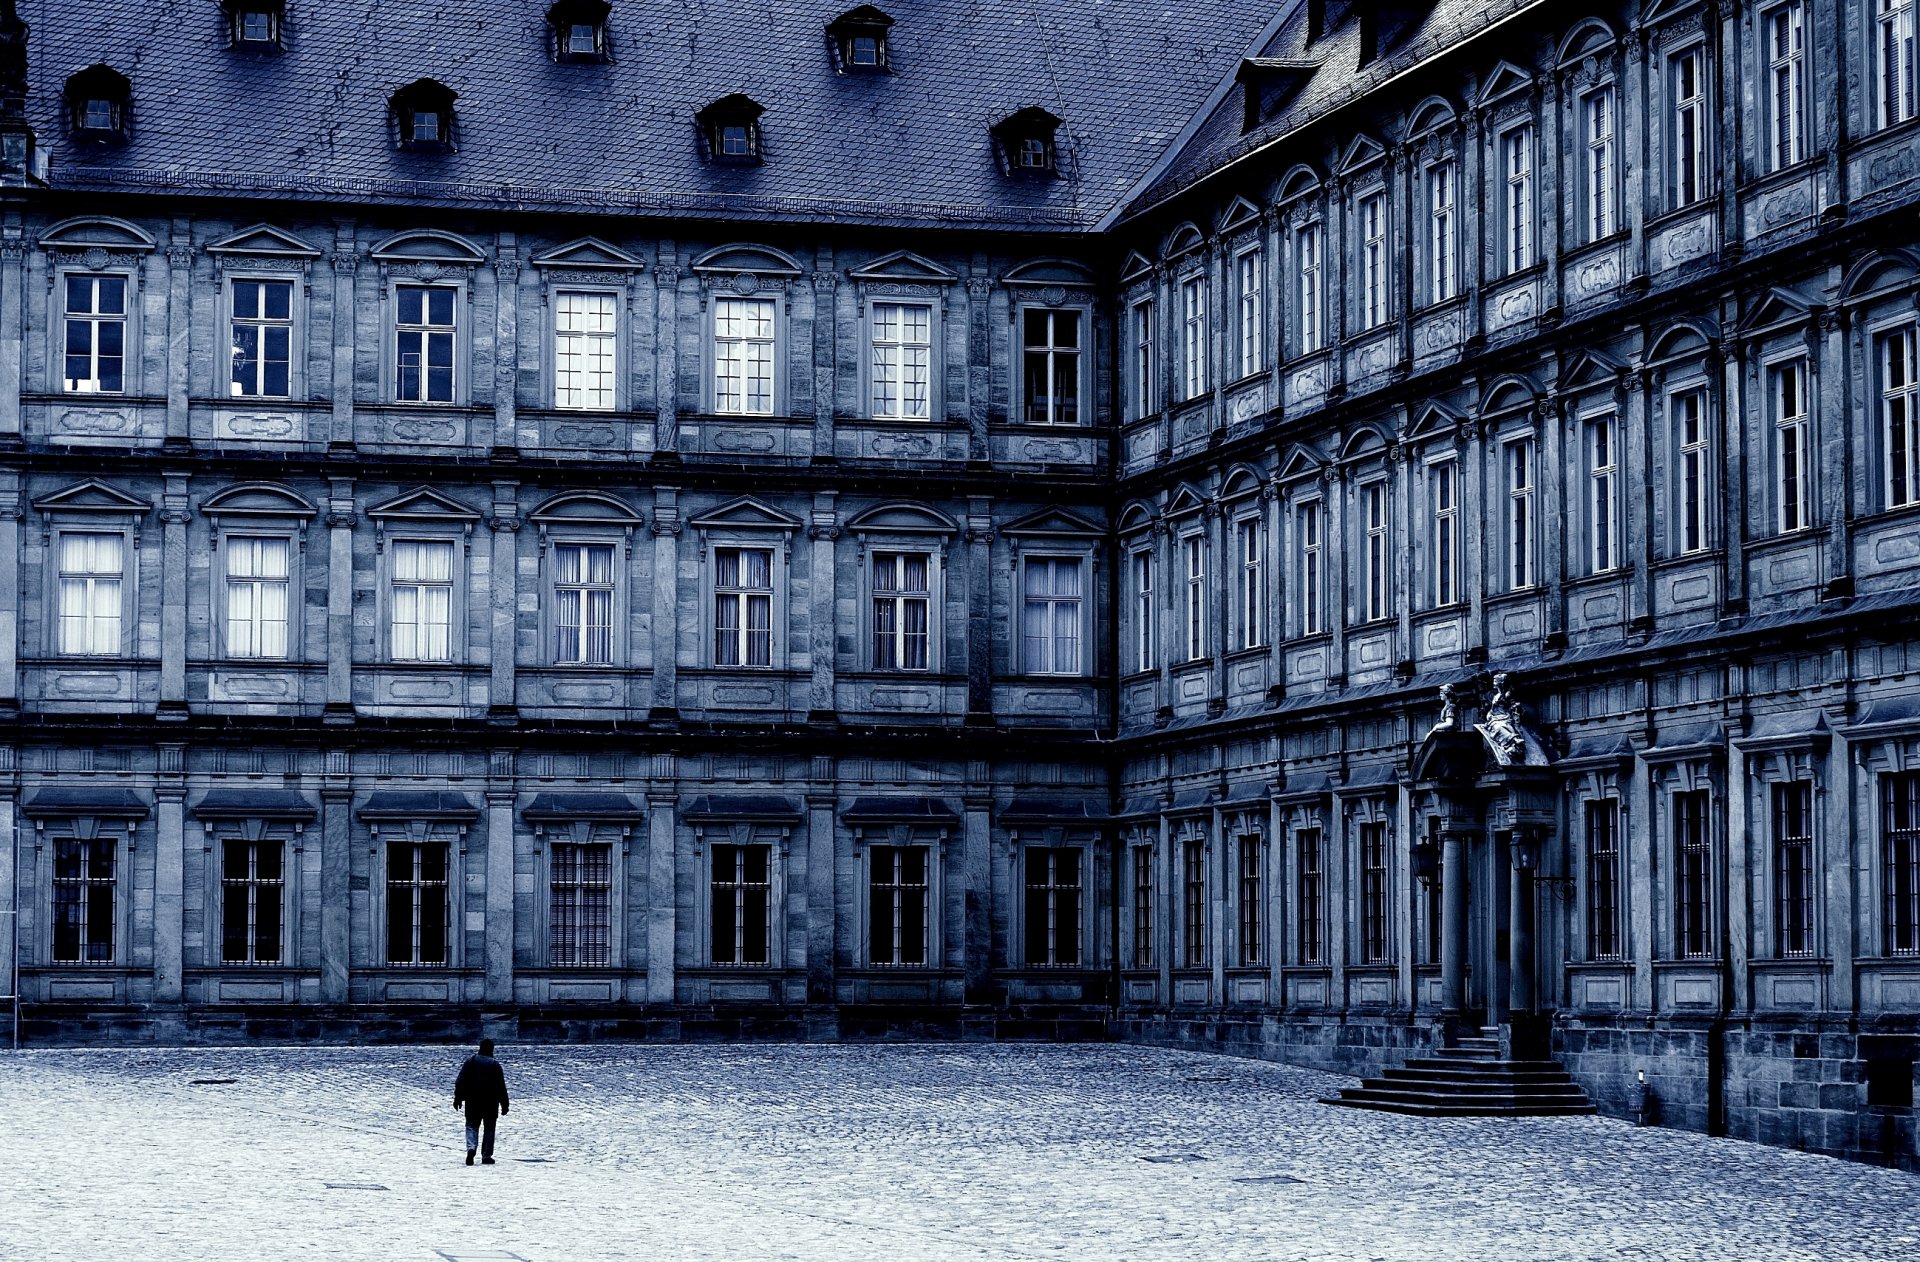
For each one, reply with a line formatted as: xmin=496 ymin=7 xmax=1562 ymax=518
xmin=452 ymin=1038 xmax=510 ymax=1165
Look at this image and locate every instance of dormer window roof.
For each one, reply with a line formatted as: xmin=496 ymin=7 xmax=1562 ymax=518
xmin=390 ymin=79 xmax=457 ymax=152
xmin=697 ymin=94 xmax=764 ymax=165
xmin=222 ymin=0 xmax=285 ymax=50
xmin=828 ymin=6 xmax=894 ymax=74
xmin=548 ymin=0 xmax=611 ymax=63
xmin=65 ymin=65 xmax=131 ymax=140
xmin=1236 ymin=58 xmax=1319 ymax=132
xmin=991 ymin=106 xmax=1061 ymax=177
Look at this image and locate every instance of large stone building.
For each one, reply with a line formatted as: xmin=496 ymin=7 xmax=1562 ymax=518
xmin=0 ymin=0 xmax=1916 ymax=1167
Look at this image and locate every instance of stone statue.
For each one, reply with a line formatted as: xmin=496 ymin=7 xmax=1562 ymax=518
xmin=1428 ymin=683 xmax=1461 ymax=737
xmin=1475 ymin=671 xmax=1549 ymax=766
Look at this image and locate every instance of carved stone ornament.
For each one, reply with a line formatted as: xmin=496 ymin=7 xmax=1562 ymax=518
xmin=1039 ymin=285 xmax=1068 ymax=307
xmin=1428 ymin=683 xmax=1462 ymax=738
xmin=1474 ymin=672 xmax=1552 ymax=767
xmin=731 ymin=272 xmax=760 ymax=295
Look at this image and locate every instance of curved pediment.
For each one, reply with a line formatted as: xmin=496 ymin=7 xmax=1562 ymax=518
xmin=689 ymin=243 xmax=803 ymax=278
xmin=1002 ymin=257 xmax=1096 ymax=289
xmin=1646 ymin=320 xmax=1718 ymax=366
xmin=31 ymin=479 xmax=151 ymax=516
xmin=1481 ymin=374 xmax=1541 ymax=417
xmin=1339 ymin=425 xmax=1390 ymax=462
xmin=530 ymin=237 xmax=646 ymax=272
xmin=1117 ymin=500 xmax=1158 ymax=535
xmin=1841 ymin=249 xmax=1920 ymax=300
xmin=199 ymin=482 xmax=317 ymax=519
xmin=687 ymin=496 xmax=804 ymax=531
xmin=846 ymin=251 xmax=958 ymax=284
xmin=1405 ymin=96 xmax=1456 ymax=140
xmin=1557 ymin=17 xmax=1619 ymax=65
xmin=206 ymin=224 xmax=322 ymax=261
xmin=527 ymin=490 xmax=644 ymax=526
xmin=369 ymin=230 xmax=487 ymax=265
xmin=1219 ymin=464 xmax=1266 ymax=501
xmin=1277 ymin=163 xmax=1322 ymax=204
xmin=365 ymin=486 xmax=481 ymax=521
xmin=844 ymin=502 xmax=959 ymax=534
xmin=39 ymin=216 xmax=155 ymax=254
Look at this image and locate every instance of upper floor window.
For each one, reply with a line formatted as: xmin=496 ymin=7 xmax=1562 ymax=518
xmin=225 ymin=535 xmax=291 ymax=660
xmin=1506 ymin=437 xmax=1536 ymax=589
xmin=1586 ymin=798 xmax=1624 ymax=961
xmin=698 ymin=95 xmax=764 ymax=164
xmin=390 ymin=539 xmax=455 ymax=662
xmin=1022 ymin=308 xmax=1082 ymax=425
xmin=1587 ymin=415 xmax=1620 ymax=572
xmin=1021 ymin=555 xmax=1083 ymax=675
xmin=1360 ymin=480 xmax=1389 ymax=622
xmin=1771 ymin=359 xmax=1813 ymax=533
xmin=1182 ymin=533 xmax=1206 ymax=661
xmin=63 ymin=275 xmax=127 ymax=394
xmin=555 ymin=290 xmax=616 ymax=411
xmin=1297 ymin=500 xmax=1323 ymax=635
xmin=1583 ymin=86 xmax=1618 ymax=241
xmin=1884 ymin=772 xmax=1920 ymax=956
xmin=714 ymin=546 xmax=774 ymax=668
xmin=1669 ymin=47 xmax=1709 ymax=207
xmin=552 ymin=542 xmax=615 ymax=665
xmin=870 ymin=302 xmax=931 ymax=420
xmin=829 ymin=6 xmax=894 ymax=73
xmin=1236 ymin=249 xmax=1264 ymax=378
xmin=1879 ymin=0 xmax=1917 ymax=129
xmin=1429 ymin=459 xmax=1457 ymax=607
xmin=871 ymin=551 xmax=930 ymax=671
xmin=1237 ymin=516 xmax=1265 ymax=650
xmin=1131 ymin=549 xmax=1154 ymax=673
xmin=1296 ymin=223 xmax=1323 ymax=355
xmin=1767 ymin=2 xmax=1808 ymax=169
xmin=391 ymin=79 xmax=457 ymax=151
xmin=395 ymin=285 xmax=457 ymax=403
xmin=1880 ymin=324 xmax=1919 ymax=509
xmin=1357 ymin=190 xmax=1388 ymax=330
xmin=1774 ymin=781 xmax=1816 ymax=957
xmin=1179 ymin=276 xmax=1208 ymax=399
xmin=548 ymin=0 xmax=612 ymax=62
xmin=1427 ymin=161 xmax=1456 ymax=304
xmin=1024 ymin=847 xmax=1082 ymax=966
xmin=714 ymin=297 xmax=776 ymax=416
xmin=1502 ymin=126 xmax=1534 ymax=272
xmin=56 ymin=531 xmax=124 ymax=657
xmin=230 ymin=279 xmax=292 ymax=398
xmin=1131 ymin=299 xmax=1155 ymax=418
xmin=225 ymin=1 xmax=284 ymax=48
xmin=1675 ymin=390 xmax=1712 ymax=553
xmin=52 ymin=836 xmax=117 ymax=963
xmin=65 ymin=65 xmax=131 ymax=139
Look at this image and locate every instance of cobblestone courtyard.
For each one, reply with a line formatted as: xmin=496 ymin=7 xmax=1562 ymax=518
xmin=0 ymin=1042 xmax=1913 ymax=1261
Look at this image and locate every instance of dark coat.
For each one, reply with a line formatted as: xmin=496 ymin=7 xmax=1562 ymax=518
xmin=454 ymin=1053 xmax=510 ymax=1117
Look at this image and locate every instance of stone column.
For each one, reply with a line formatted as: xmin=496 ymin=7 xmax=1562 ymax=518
xmin=1439 ymin=823 xmax=1469 ymax=1023
xmin=158 ymin=474 xmax=191 ymax=719
xmin=961 ymin=785 xmax=992 ymax=1003
xmin=649 ymin=488 xmax=680 ymax=720
xmin=0 ymin=762 xmax=16 ymax=1014
xmin=163 ymin=233 xmax=192 ymax=449
xmin=491 ymin=236 xmax=519 ymax=455
xmin=318 ymin=751 xmax=352 ymax=1004
xmin=153 ymin=746 xmax=187 ymax=1003
xmin=0 ymin=473 xmax=20 ymax=709
xmin=644 ymin=789 xmax=677 ymax=1005
xmin=324 ymin=481 xmax=355 ymax=723
xmin=483 ymin=773 xmax=515 ymax=1005
xmin=653 ymin=251 xmax=681 ymax=456
xmin=808 ymin=494 xmax=837 ymax=721
xmin=964 ymin=498 xmax=993 ymax=722
xmin=487 ymin=483 xmax=518 ymax=723
xmin=0 ymin=219 xmax=24 ymax=441
xmin=1509 ymin=835 xmax=1535 ymax=1015
xmin=805 ymin=773 xmax=836 ymax=1005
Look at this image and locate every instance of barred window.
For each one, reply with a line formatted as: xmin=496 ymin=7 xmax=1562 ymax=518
xmin=1883 ymin=772 xmax=1920 ymax=956
xmin=1359 ymin=822 xmax=1389 ymax=964
xmin=550 ymin=842 xmax=612 ymax=966
xmin=1182 ymin=837 xmax=1206 ymax=968
xmin=1774 ymin=782 xmax=1816 ymax=958
xmin=710 ymin=843 xmax=772 ymax=965
xmin=1296 ymin=827 xmax=1324 ymax=965
xmin=1587 ymin=799 xmax=1623 ymax=960
xmin=868 ymin=845 xmax=929 ymax=966
xmin=51 ymin=836 xmax=116 ymax=963
xmin=1131 ymin=845 xmax=1154 ymax=969
xmin=385 ymin=841 xmax=449 ymax=965
xmin=1023 ymin=846 xmax=1082 ymax=966
xmin=1674 ymin=791 xmax=1713 ymax=960
xmin=1237 ymin=835 xmax=1262 ymax=967
xmin=221 ymin=838 xmax=284 ymax=964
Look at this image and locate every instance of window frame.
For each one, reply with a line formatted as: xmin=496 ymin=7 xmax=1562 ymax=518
xmin=1178 ymin=273 xmax=1209 ymax=401
xmin=863 ymin=297 xmax=939 ymax=422
xmin=858 ymin=827 xmax=944 ymax=970
xmin=1585 ymin=411 xmax=1622 ymax=574
xmin=218 ymin=835 xmax=288 ymax=965
xmin=1179 ymin=827 xmax=1207 ymax=969
xmin=1130 ymin=839 xmax=1155 ymax=970
xmin=381 ymin=837 xmax=455 ymax=967
xmin=547 ymin=539 xmax=622 ymax=668
xmin=1180 ymin=529 xmax=1207 ymax=663
xmin=1772 ymin=779 xmax=1818 ymax=958
xmin=1499 ymin=123 xmax=1535 ymax=274
xmin=1359 ymin=478 xmax=1390 ymax=624
xmin=382 ymin=535 xmax=463 ymax=665
xmin=1877 ymin=0 xmax=1917 ymax=131
xmin=690 ymin=819 xmax=791 ymax=970
xmin=387 ymin=280 xmax=466 ymax=406
xmin=1876 ymin=320 xmax=1920 ymax=511
xmin=215 ymin=529 xmax=300 ymax=662
xmin=709 ymin=543 xmax=780 ymax=671
xmin=1582 ymin=83 xmax=1620 ymax=243
xmin=1763 ymin=1 xmax=1810 ymax=171
xmin=1234 ymin=509 xmax=1266 ymax=651
xmin=1015 ymin=550 xmax=1093 ymax=678
xmin=1503 ymin=433 xmax=1538 ymax=590
xmin=547 ymin=837 xmax=616 ymax=968
xmin=1671 ymin=384 xmax=1714 ymax=555
xmin=1234 ymin=245 xmax=1264 ymax=380
xmin=1295 ymin=824 xmax=1325 ymax=966
xmin=865 ymin=548 xmax=938 ymax=673
xmin=51 ymin=526 xmax=133 ymax=659
xmin=1425 ymin=158 xmax=1457 ymax=306
xmin=1355 ymin=187 xmax=1390 ymax=332
xmin=1235 ymin=829 xmax=1264 ymax=968
xmin=1295 ymin=496 xmax=1325 ymax=637
xmin=1672 ymin=788 xmax=1715 ymax=961
xmin=551 ymin=286 xmax=623 ymax=413
xmin=1668 ymin=43 xmax=1712 ymax=209
xmin=1015 ymin=302 xmax=1090 ymax=427
xmin=1585 ymin=797 xmax=1625 ymax=962
xmin=1017 ymin=835 xmax=1090 ymax=968
xmin=1428 ymin=456 xmax=1459 ymax=608
xmin=708 ymin=294 xmax=781 ymax=418
xmin=1356 ymin=817 xmax=1391 ymax=965
xmin=1296 ymin=220 xmax=1325 ymax=356
xmin=1882 ymin=771 xmax=1920 ymax=957
xmin=1767 ymin=354 xmax=1815 ymax=534
xmin=57 ymin=270 xmax=133 ymax=396
xmin=708 ymin=839 xmax=778 ymax=967
xmin=48 ymin=829 xmax=124 ymax=965
xmin=1129 ymin=297 xmax=1156 ymax=420
xmin=1128 ymin=544 xmax=1155 ymax=675
xmin=222 ymin=274 xmax=299 ymax=401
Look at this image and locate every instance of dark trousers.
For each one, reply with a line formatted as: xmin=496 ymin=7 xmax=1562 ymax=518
xmin=464 ymin=1109 xmax=498 ymax=1159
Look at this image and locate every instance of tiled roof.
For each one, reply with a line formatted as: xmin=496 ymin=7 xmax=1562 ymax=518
xmin=24 ymin=0 xmax=1275 ymax=231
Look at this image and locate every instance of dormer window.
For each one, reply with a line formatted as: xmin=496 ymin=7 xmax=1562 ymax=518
xmin=828 ymin=6 xmax=894 ymax=74
xmin=65 ymin=65 xmax=131 ymax=140
xmin=548 ymin=0 xmax=611 ymax=63
xmin=1236 ymin=58 xmax=1318 ymax=132
xmin=991 ymin=107 xmax=1062 ymax=177
xmin=223 ymin=0 xmax=284 ymax=49
xmin=697 ymin=94 xmax=764 ymax=164
xmin=390 ymin=79 xmax=457 ymax=151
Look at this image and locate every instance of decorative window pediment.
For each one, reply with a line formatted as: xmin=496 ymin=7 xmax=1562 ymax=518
xmin=1163 ymin=222 xmax=1206 ymax=261
xmin=690 ymin=243 xmax=803 ymax=279
xmin=370 ymin=230 xmax=486 ymax=268
xmin=991 ymin=106 xmax=1063 ymax=177
xmin=1406 ymin=96 xmax=1456 ymax=141
xmin=1405 ymin=400 xmax=1464 ymax=442
xmin=530 ymin=237 xmax=645 ymax=276
xmin=1339 ymin=425 xmax=1390 ymax=462
xmin=206 ymin=224 xmax=321 ymax=274
xmin=1840 ymin=249 xmax=1920 ymax=303
xmin=1165 ymin=483 xmax=1210 ymax=518
xmin=846 ymin=251 xmax=956 ymax=286
xmin=199 ymin=482 xmax=317 ymax=520
xmin=1219 ymin=464 xmax=1265 ymax=503
xmin=528 ymin=490 xmax=643 ymax=529
xmin=1278 ymin=443 xmax=1329 ymax=484
xmin=1479 ymin=61 xmax=1533 ymax=108
xmin=688 ymin=496 xmax=804 ymax=534
xmin=844 ymin=502 xmax=958 ymax=535
xmin=1480 ymin=374 xmax=1540 ymax=418
xmin=1117 ymin=500 xmax=1158 ymax=536
xmin=1002 ymin=257 xmax=1095 ymax=291
xmin=1739 ymin=286 xmax=1820 ymax=336
xmin=1560 ymin=346 xmax=1630 ymax=391
xmin=1556 ymin=18 xmax=1618 ymax=67
xmin=697 ymin=94 xmax=766 ymax=165
xmin=365 ymin=486 xmax=481 ymax=524
xmin=1119 ymin=251 xmax=1154 ymax=284
xmin=31 ymin=479 xmax=151 ymax=518
xmin=1002 ymin=506 xmax=1102 ymax=538
xmin=38 ymin=216 xmax=154 ymax=256
xmin=1647 ymin=321 xmax=1718 ymax=368
xmin=1337 ymin=133 xmax=1387 ymax=176
xmin=1277 ymin=164 xmax=1322 ymax=206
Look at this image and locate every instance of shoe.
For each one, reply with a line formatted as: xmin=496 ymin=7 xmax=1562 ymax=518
xmin=481 ymin=1157 xmax=496 ymax=1165
xmin=466 ymin=1150 xmax=475 ymax=1166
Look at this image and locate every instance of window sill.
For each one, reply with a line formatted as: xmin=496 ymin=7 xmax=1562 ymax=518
xmin=991 ymin=420 xmax=1096 ymax=435
xmin=840 ymin=669 xmax=964 ymax=682
xmin=1281 ymin=632 xmax=1332 ymax=649
xmin=1860 ymin=501 xmax=1920 ymax=528
xmin=1224 ymin=644 xmax=1270 ymax=663
xmin=370 ymin=400 xmax=490 ymax=415
xmin=836 ymin=415 xmax=967 ymax=430
xmin=194 ymin=394 xmax=326 ymax=410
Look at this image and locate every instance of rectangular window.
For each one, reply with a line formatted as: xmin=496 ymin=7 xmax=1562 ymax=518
xmin=1507 ymin=438 xmax=1536 ymax=589
xmin=1767 ymin=3 xmax=1808 ymax=170
xmin=1132 ymin=550 xmax=1154 ymax=674
xmin=1132 ymin=846 xmax=1154 ymax=969
xmin=1676 ymin=390 xmax=1711 ymax=554
xmin=385 ymin=841 xmax=449 ymax=965
xmin=390 ymin=539 xmax=455 ymax=662
xmin=221 ymin=838 xmax=284 ymax=964
xmin=229 ymin=278 xmax=293 ymax=398
xmin=1021 ymin=556 xmax=1083 ymax=675
xmin=1180 ymin=276 xmax=1208 ymax=399
xmin=1131 ymin=300 xmax=1155 ymax=419
xmin=1881 ymin=325 xmax=1919 ymax=509
xmin=1237 ymin=249 xmax=1264 ymax=378
xmin=1182 ymin=837 xmax=1206 ymax=968
xmin=871 ymin=551 xmax=931 ymax=671
xmin=1298 ymin=224 xmax=1323 ymax=355
xmin=62 ymin=274 xmax=127 ymax=394
xmin=1503 ymin=127 xmax=1534 ymax=273
xmin=714 ymin=546 xmax=774 ymax=668
xmin=1359 ymin=822 xmax=1389 ymax=964
xmin=1298 ymin=501 xmax=1323 ymax=635
xmin=555 ymin=290 xmax=617 ymax=411
xmin=714 ymin=297 xmax=776 ymax=416
xmin=1879 ymin=0 xmax=1917 ymax=128
xmin=1022 ymin=308 xmax=1082 ymax=425
xmin=1296 ymin=827 xmax=1323 ymax=965
xmin=1675 ymin=791 xmax=1713 ymax=960
xmin=870 ymin=302 xmax=932 ymax=420
xmin=1772 ymin=360 xmax=1813 ymax=533
xmin=1585 ymin=88 xmax=1617 ymax=241
xmin=225 ymin=535 xmax=291 ymax=660
xmin=1774 ymin=781 xmax=1815 ymax=957
xmin=868 ymin=845 xmax=930 ymax=966
xmin=1238 ymin=517 xmax=1264 ymax=650
xmin=51 ymin=836 xmax=116 ymax=963
xmin=395 ymin=285 xmax=456 ymax=403
xmin=553 ymin=542 xmax=615 ymax=666
xmin=1183 ymin=534 xmax=1206 ymax=662
xmin=1589 ymin=416 xmax=1619 ymax=573
xmin=56 ymin=531 xmax=123 ymax=657
xmin=1427 ymin=161 xmax=1456 ymax=304
xmin=1671 ymin=48 xmax=1709 ymax=207
xmin=1883 ymin=772 xmax=1920 ymax=955
xmin=1586 ymin=799 xmax=1623 ymax=961
xmin=550 ymin=841 xmax=612 ymax=966
xmin=1023 ymin=847 xmax=1082 ymax=967
xmin=1430 ymin=460 xmax=1458 ymax=607
xmin=1362 ymin=481 xmax=1389 ymax=623
xmin=1358 ymin=192 xmax=1388 ymax=330
xmin=710 ymin=843 xmax=772 ymax=965
xmin=1237 ymin=836 xmax=1262 ymax=967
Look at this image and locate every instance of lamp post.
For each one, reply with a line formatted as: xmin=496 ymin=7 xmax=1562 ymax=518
xmin=1510 ymin=828 xmax=1538 ymax=1018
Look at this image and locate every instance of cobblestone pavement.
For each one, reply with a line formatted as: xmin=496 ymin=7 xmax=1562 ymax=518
xmin=1 ymin=1042 xmax=1915 ymax=1262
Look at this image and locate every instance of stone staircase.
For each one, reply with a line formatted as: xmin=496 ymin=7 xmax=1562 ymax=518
xmin=1323 ymin=1028 xmax=1597 ymax=1118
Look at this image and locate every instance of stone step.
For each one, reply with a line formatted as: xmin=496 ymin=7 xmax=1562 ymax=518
xmin=1400 ymin=1057 xmax=1569 ymax=1074
xmin=1379 ymin=1069 xmax=1583 ymax=1092
xmin=1324 ymin=1093 xmax=1598 ymax=1118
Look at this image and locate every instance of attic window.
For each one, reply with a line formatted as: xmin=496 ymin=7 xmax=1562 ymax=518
xmin=1237 ymin=58 xmax=1317 ymax=132
xmin=391 ymin=79 xmax=457 ymax=151
xmin=548 ymin=0 xmax=611 ymax=63
xmin=829 ymin=6 xmax=894 ymax=74
xmin=992 ymin=107 xmax=1062 ymax=177
xmin=65 ymin=65 xmax=131 ymax=139
xmin=223 ymin=0 xmax=284 ymax=48
xmin=698 ymin=94 xmax=764 ymax=164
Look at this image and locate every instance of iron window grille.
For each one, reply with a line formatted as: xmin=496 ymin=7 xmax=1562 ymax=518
xmin=1883 ymin=772 xmax=1920 ymax=956
xmin=221 ymin=838 xmax=284 ymax=964
xmin=1774 ymin=781 xmax=1816 ymax=957
xmin=1586 ymin=799 xmax=1624 ymax=961
xmin=1237 ymin=836 xmax=1262 ymax=967
xmin=385 ymin=842 xmax=450 ymax=965
xmin=51 ymin=836 xmax=116 ymax=963
xmin=549 ymin=842 xmax=612 ymax=966
xmin=1674 ymin=790 xmax=1713 ymax=960
xmin=1182 ymin=837 xmax=1206 ymax=968
xmin=1296 ymin=828 xmax=1324 ymax=965
xmin=1132 ymin=845 xmax=1154 ymax=968
xmin=1359 ymin=822 xmax=1389 ymax=964
xmin=710 ymin=843 xmax=772 ymax=965
xmin=868 ymin=845 xmax=929 ymax=966
xmin=1023 ymin=847 xmax=1082 ymax=967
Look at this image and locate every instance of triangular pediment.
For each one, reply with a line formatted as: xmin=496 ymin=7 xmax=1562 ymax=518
xmin=1002 ymin=507 xmax=1102 ymax=537
xmin=39 ymin=216 xmax=155 ymax=254
xmin=1642 ymin=0 xmax=1704 ymax=25
xmin=365 ymin=486 xmax=481 ymax=521
xmin=690 ymin=243 xmax=803 ymax=277
xmin=1406 ymin=400 xmax=1464 ymax=441
xmin=844 ymin=502 xmax=959 ymax=534
xmin=1119 ymin=251 xmax=1154 ymax=284
xmin=1479 ymin=61 xmax=1532 ymax=107
xmin=1561 ymin=347 xmax=1628 ymax=390
xmin=846 ymin=251 xmax=957 ymax=284
xmin=1739 ymin=286 xmax=1818 ymax=335
xmin=369 ymin=230 xmax=487 ymax=265
xmin=1165 ymin=483 xmax=1210 ymax=518
xmin=1337 ymin=134 xmax=1387 ymax=175
xmin=206 ymin=224 xmax=322 ymax=260
xmin=1216 ymin=197 xmax=1262 ymax=234
xmin=687 ymin=496 xmax=804 ymax=532
xmin=529 ymin=237 xmax=646 ymax=272
xmin=527 ymin=490 xmax=644 ymax=525
xmin=31 ymin=479 xmax=151 ymax=515
xmin=1277 ymin=443 xmax=1328 ymax=484
xmin=199 ymin=482 xmax=317 ymax=519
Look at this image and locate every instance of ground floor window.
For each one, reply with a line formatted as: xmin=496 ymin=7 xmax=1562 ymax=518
xmin=1023 ymin=847 xmax=1082 ymax=967
xmin=221 ymin=838 xmax=284 ymax=964
xmin=1884 ymin=772 xmax=1920 ymax=956
xmin=1131 ymin=846 xmax=1153 ymax=969
xmin=1586 ymin=800 xmax=1623 ymax=961
xmin=711 ymin=843 xmax=772 ymax=966
xmin=550 ymin=842 xmax=612 ymax=967
xmin=386 ymin=841 xmax=450 ymax=965
xmin=1774 ymin=782 xmax=1815 ymax=958
xmin=1182 ymin=838 xmax=1206 ymax=968
xmin=868 ymin=845 xmax=929 ymax=966
xmin=52 ymin=836 xmax=116 ymax=963
xmin=1296 ymin=828 xmax=1323 ymax=965
xmin=1674 ymin=791 xmax=1712 ymax=960
xmin=1359 ymin=823 xmax=1389 ymax=964
xmin=1237 ymin=835 xmax=1262 ymax=968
